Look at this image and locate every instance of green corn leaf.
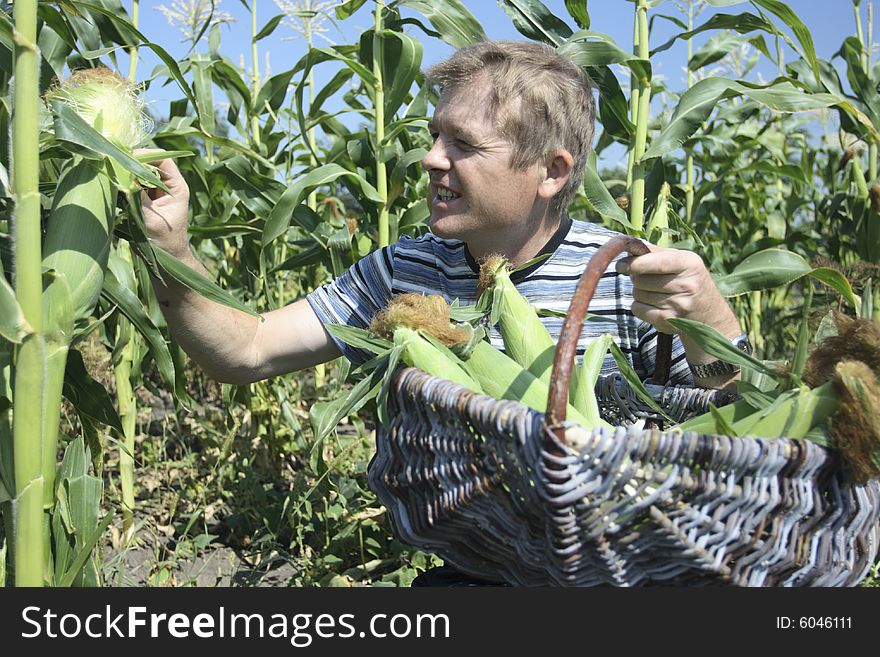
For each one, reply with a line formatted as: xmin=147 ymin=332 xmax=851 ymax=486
xmin=750 ymin=0 xmax=821 ymax=85
xmin=564 ymin=0 xmax=590 ymax=29
xmin=608 ymin=342 xmax=671 ymax=422
xmin=58 ymin=509 xmax=114 ymax=587
xmin=397 ymin=0 xmax=485 ymax=48
xmin=191 ymin=55 xmax=215 ymax=135
xmin=51 ymin=102 xmax=166 ymax=190
xmin=254 ymin=67 xmax=297 ymax=115
xmin=707 ymin=404 xmax=738 ymax=437
xmin=151 ymin=246 xmax=259 ymax=317
xmin=689 ymin=31 xmax=748 ymax=72
xmin=582 ymin=152 xmax=632 ymax=229
xmin=310 ymin=69 xmax=355 ymax=120
xmin=325 ymin=324 xmax=394 ymax=356
xmin=377 ymin=29 xmax=423 ymax=120
xmin=67 ymin=2 xmax=199 ymax=115
xmin=643 ymin=77 xmax=879 ymax=161
xmin=102 ymin=268 xmax=176 ymax=392
xmin=560 ymin=30 xmax=651 ymax=82
xmin=336 ymin=0 xmax=369 ymax=19
xmin=310 ymin=365 xmax=386 ymax=442
xmin=63 ymin=350 xmax=124 ymax=433
xmin=666 ymin=317 xmax=779 ymax=378
xmin=212 ymin=60 xmax=254 ymax=114
xmin=389 ymin=148 xmax=428 ymax=206
xmin=499 ymin=0 xmax=573 ymax=46
xmin=712 ymin=248 xmax=857 ymax=307
xmin=254 ymin=13 xmax=284 ymax=42
xmin=744 ymin=160 xmax=809 ymax=184
xmin=263 ymin=164 xmax=383 ymax=248
xmin=651 ymin=11 xmax=776 ymax=57
xmin=588 ymin=65 xmax=635 ymax=141
xmin=271 ymin=244 xmax=325 ymax=272
xmin=0 ymin=275 xmax=25 ymax=343
xmin=153 ymin=125 xmax=274 ymax=168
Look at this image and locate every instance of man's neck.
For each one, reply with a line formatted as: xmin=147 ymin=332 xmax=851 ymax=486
xmin=467 ymin=214 xmax=563 ymax=267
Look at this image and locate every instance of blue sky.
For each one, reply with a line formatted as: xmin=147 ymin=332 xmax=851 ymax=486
xmin=133 ymin=1 xmax=874 ymax=76
xmin=128 ymin=0 xmax=877 ymax=166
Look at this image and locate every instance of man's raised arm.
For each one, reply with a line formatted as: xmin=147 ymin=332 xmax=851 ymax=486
xmin=141 ymin=156 xmax=341 ymax=384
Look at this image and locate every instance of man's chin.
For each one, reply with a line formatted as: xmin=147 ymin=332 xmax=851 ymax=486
xmin=427 ymin=215 xmax=460 ymax=239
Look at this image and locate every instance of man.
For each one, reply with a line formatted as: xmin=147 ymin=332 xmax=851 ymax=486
xmin=145 ymin=41 xmax=742 ymax=387
xmin=143 ymin=41 xmax=745 ymax=582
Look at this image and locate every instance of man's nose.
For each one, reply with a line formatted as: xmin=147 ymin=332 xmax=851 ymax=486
xmin=421 ymin=137 xmax=450 ymax=172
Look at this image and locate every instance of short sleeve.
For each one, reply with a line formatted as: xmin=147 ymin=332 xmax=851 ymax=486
xmin=306 ymin=245 xmax=395 ymax=366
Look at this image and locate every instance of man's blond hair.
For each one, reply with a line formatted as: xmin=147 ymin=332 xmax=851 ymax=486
xmin=426 ymin=40 xmax=595 ymax=216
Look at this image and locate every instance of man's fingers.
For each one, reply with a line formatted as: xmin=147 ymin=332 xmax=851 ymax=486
xmin=617 ymin=247 xmax=704 ymax=277
xmin=629 ymin=272 xmax=694 ymax=293
xmin=630 ymin=300 xmax=675 ymax=333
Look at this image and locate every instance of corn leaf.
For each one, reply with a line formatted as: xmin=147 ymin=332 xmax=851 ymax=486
xmin=398 ymin=0 xmax=486 ymax=48
xmin=749 ymin=0 xmax=821 ymax=85
xmin=0 ymin=275 xmax=25 ymax=343
xmin=151 ymin=246 xmax=259 ymax=317
xmin=689 ymin=32 xmax=749 ymax=72
xmin=713 ymin=248 xmax=857 ymax=307
xmin=582 ymin=152 xmax=632 ymax=229
xmin=499 ymin=0 xmax=573 ymax=47
xmin=651 ymin=11 xmax=776 ymax=57
xmin=588 ymin=65 xmax=635 ymax=141
xmin=336 ymin=0 xmax=369 ymax=19
xmin=666 ymin=317 xmax=779 ymax=377
xmin=58 ymin=508 xmax=114 ymax=588
xmin=310 ymin=364 xmax=386 ymax=442
xmin=255 ymin=67 xmax=297 ymax=115
xmin=564 ymin=0 xmax=590 ymax=29
xmin=378 ymin=30 xmax=423 ymax=119
xmin=325 ymin=324 xmax=394 ymax=355
xmin=254 ymin=13 xmax=284 ymax=42
xmin=608 ymin=342 xmax=672 ymax=422
xmin=643 ymin=77 xmax=879 ymax=161
xmin=560 ymin=31 xmax=651 ymax=82
xmin=389 ymin=148 xmax=428 ymax=206
xmin=51 ymin=102 xmax=166 ymax=190
xmin=63 ymin=350 xmax=124 ymax=433
xmin=101 ymin=268 xmax=176 ymax=392
xmin=263 ymin=164 xmax=383 ymax=248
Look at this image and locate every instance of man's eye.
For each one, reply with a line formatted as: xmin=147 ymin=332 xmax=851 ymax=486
xmin=430 ymin=132 xmax=439 ymax=141
xmin=455 ymin=139 xmax=473 ymax=150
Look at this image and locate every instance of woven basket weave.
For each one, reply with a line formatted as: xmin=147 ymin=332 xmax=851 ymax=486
xmin=367 ymin=236 xmax=880 ymax=586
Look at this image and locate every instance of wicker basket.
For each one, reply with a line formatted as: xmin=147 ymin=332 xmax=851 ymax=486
xmin=367 ymin=236 xmax=880 ymax=586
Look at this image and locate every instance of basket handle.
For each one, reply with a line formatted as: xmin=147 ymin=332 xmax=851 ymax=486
xmin=545 ymin=235 xmax=673 ymax=441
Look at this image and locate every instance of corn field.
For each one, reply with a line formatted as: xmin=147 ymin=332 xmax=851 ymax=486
xmin=0 ymin=0 xmax=878 ymax=587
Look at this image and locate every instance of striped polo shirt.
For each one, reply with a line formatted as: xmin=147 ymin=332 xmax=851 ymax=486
xmin=307 ymin=217 xmax=692 ymax=384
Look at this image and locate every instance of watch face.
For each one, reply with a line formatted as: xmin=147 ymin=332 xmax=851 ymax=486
xmin=733 ymin=335 xmax=753 ymax=355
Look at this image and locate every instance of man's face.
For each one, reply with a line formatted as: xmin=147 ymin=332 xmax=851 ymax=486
xmin=421 ymin=79 xmax=547 ymax=256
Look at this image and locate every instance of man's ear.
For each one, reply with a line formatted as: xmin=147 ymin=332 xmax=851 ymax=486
xmin=537 ymin=149 xmax=574 ymax=200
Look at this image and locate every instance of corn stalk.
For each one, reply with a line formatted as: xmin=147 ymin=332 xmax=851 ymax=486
xmin=628 ymin=1 xmax=650 ymax=233
xmin=11 ymin=0 xmax=46 ymax=587
xmin=685 ymin=2 xmax=695 ymax=225
xmin=373 ymin=1 xmax=390 ymax=248
xmin=855 ymin=0 xmax=878 ymax=182
xmin=251 ymin=1 xmax=262 ymax=147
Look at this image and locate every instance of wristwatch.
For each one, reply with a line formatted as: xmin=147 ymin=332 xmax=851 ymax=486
xmin=688 ymin=333 xmax=753 ymax=379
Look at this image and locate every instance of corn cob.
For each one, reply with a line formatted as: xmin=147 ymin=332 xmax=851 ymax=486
xmin=480 ymin=256 xmax=556 ymax=379
xmin=480 ymin=257 xmax=609 ymax=427
xmin=373 ymin=293 xmax=590 ymax=426
xmin=392 ymin=326 xmax=483 ymax=394
xmin=42 ymin=157 xmax=114 ymax=328
xmin=456 ymin=339 xmax=590 ymax=426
